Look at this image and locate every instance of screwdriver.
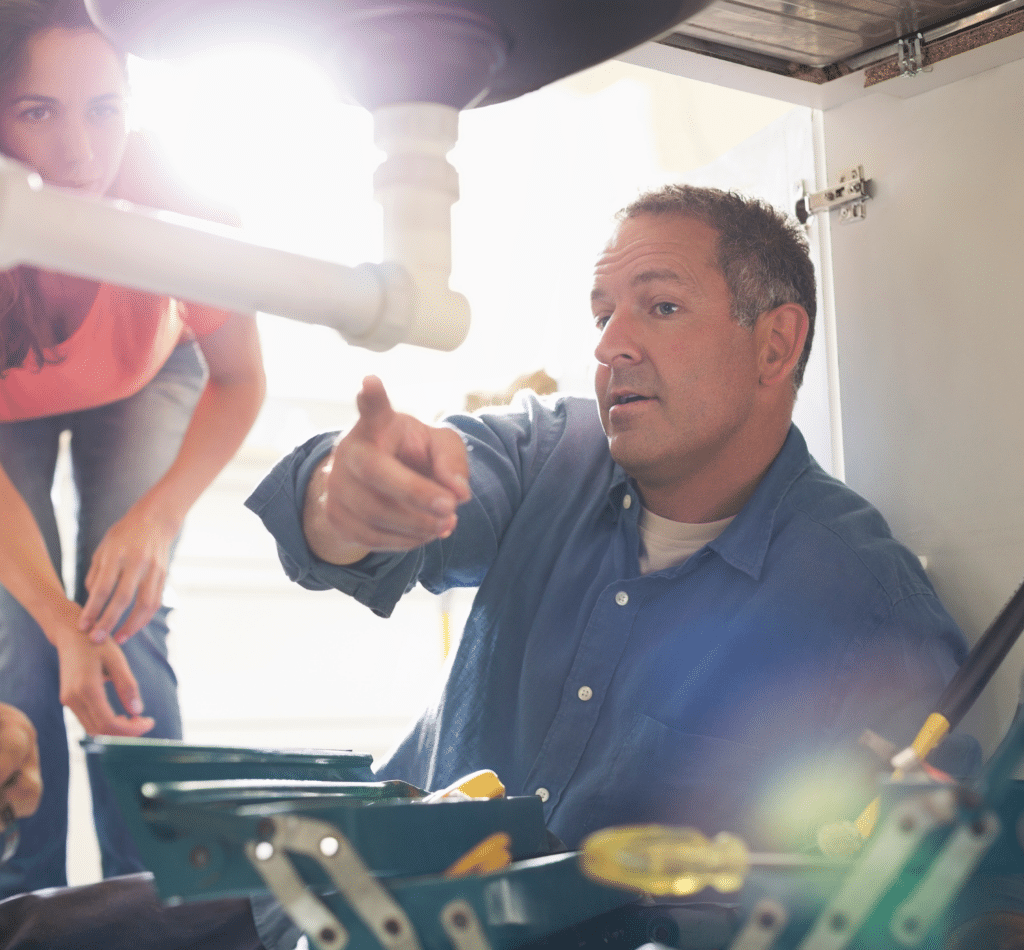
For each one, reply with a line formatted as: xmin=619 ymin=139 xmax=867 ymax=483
xmin=819 ymin=574 xmax=1024 ymax=854
xmin=422 ymin=768 xmax=505 ymax=802
xmin=444 ymin=832 xmax=512 ymax=878
xmin=579 ymin=824 xmax=849 ymax=896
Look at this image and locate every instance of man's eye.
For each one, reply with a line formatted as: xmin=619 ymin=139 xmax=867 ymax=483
xmin=20 ymin=106 xmax=48 ymax=122
xmin=594 ymin=314 xmax=610 ymax=330
xmin=654 ymin=302 xmax=679 ymax=316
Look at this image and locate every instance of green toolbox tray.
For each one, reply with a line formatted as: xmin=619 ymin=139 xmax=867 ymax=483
xmin=85 ymin=737 xmax=555 ymax=903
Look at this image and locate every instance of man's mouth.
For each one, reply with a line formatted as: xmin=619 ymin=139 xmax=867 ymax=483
xmin=614 ymin=393 xmax=650 ymax=405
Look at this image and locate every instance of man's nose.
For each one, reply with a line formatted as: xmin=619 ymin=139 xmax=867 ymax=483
xmin=594 ymin=309 xmax=642 ymax=365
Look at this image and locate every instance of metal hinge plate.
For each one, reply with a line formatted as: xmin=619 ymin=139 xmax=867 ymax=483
xmin=897 ymin=33 xmax=932 ymax=78
xmin=796 ymin=167 xmax=872 ymax=225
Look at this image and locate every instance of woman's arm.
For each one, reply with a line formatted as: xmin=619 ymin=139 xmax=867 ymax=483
xmin=79 ymin=312 xmax=266 ymax=643
xmin=0 ymin=464 xmax=155 ymax=736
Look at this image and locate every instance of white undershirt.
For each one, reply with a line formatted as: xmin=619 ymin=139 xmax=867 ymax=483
xmin=638 ymin=506 xmax=735 ymax=575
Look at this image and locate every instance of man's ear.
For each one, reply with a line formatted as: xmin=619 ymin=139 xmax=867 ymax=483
xmin=757 ymin=303 xmax=809 ymax=388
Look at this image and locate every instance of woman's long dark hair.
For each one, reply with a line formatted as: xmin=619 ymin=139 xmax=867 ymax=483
xmin=0 ymin=0 xmax=111 ymax=374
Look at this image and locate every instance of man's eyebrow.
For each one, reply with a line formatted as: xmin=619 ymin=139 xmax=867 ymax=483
xmin=630 ymin=268 xmax=695 ymax=289
xmin=591 ymin=268 xmax=701 ymax=305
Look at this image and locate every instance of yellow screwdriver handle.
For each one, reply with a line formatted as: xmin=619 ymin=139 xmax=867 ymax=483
xmin=818 ymin=712 xmax=953 ymax=855
xmin=444 ymin=832 xmax=513 ymax=878
xmin=422 ymin=769 xmax=507 ymax=803
xmin=453 ymin=769 xmax=506 ymax=799
xmin=428 ymin=769 xmax=506 ymax=801
xmin=580 ymin=824 xmax=749 ymax=896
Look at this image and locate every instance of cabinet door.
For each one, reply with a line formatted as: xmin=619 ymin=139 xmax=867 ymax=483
xmin=821 ymin=59 xmax=1024 ymax=755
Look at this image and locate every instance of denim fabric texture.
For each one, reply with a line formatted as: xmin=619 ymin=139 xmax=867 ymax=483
xmin=246 ymin=393 xmax=977 ymax=949
xmin=0 ymin=342 xmax=206 ymax=896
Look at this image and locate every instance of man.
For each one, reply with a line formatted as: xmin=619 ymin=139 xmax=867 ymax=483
xmin=0 ymin=703 xmax=41 ymax=836
xmin=247 ymin=184 xmax=975 ymax=862
xmin=0 ymin=185 xmax=978 ymax=949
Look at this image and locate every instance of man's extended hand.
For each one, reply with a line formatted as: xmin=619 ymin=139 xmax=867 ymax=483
xmin=0 ymin=703 xmax=42 ymax=820
xmin=303 ymin=376 xmax=472 ymax=565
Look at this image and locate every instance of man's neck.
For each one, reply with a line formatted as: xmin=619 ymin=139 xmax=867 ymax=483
xmin=635 ymin=421 xmax=791 ymax=524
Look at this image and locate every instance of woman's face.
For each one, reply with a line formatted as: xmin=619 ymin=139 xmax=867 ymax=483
xmin=0 ymin=27 xmax=128 ymax=196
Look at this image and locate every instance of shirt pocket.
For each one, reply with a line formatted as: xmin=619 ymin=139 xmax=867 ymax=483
xmin=579 ymin=713 xmax=761 ymax=840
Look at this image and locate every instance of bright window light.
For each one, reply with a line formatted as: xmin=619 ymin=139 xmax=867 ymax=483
xmin=128 ymin=44 xmax=382 ymax=262
xmin=127 ymin=48 xmax=792 ymax=420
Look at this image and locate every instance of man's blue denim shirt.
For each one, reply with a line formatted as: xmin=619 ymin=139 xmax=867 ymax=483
xmin=246 ymin=393 xmax=976 ymax=852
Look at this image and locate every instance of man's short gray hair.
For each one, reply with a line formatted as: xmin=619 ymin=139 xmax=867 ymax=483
xmin=619 ymin=184 xmax=816 ymax=390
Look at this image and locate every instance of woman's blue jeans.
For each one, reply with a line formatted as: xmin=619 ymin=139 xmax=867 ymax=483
xmin=0 ymin=342 xmax=206 ymax=897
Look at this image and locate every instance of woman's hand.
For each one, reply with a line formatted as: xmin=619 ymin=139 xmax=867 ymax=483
xmin=50 ymin=604 xmax=155 ymax=737
xmin=77 ymin=311 xmax=263 ymax=648
xmin=0 ymin=703 xmax=41 ymax=819
xmin=0 ymin=464 xmax=154 ymax=735
xmin=78 ymin=502 xmax=180 ymax=646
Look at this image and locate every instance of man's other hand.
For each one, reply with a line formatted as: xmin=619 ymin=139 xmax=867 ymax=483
xmin=0 ymin=703 xmax=41 ymax=820
xmin=303 ymin=376 xmax=471 ymax=565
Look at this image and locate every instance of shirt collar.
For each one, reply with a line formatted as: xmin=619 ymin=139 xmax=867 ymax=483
xmin=607 ymin=466 xmax=635 ymax=515
xmin=708 ymin=425 xmax=811 ymax=579
xmin=606 ymin=424 xmax=812 ymax=579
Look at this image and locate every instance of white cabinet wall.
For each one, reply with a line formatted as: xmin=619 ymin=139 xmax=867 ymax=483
xmin=822 ymin=54 xmax=1024 ymax=755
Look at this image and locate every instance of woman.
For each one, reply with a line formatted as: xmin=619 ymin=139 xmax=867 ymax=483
xmin=0 ymin=0 xmax=266 ymax=895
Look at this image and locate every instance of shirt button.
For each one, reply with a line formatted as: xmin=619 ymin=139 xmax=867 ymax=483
xmin=577 ymin=685 xmax=593 ymax=701
xmin=622 ymin=494 xmax=632 ymax=510
xmin=615 ymin=591 xmax=629 ymax=606
xmin=535 ymin=787 xmax=550 ymax=802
